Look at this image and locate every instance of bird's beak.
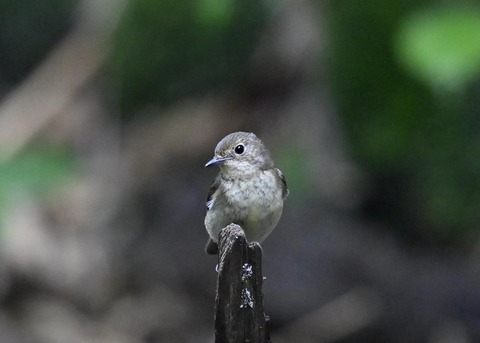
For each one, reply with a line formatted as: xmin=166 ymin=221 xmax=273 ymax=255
xmin=205 ymin=156 xmax=231 ymax=167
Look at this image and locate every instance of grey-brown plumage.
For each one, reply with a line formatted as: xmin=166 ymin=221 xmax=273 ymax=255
xmin=204 ymin=132 xmax=288 ymax=254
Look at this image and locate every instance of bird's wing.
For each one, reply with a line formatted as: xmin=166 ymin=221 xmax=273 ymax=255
xmin=275 ymin=168 xmax=289 ymax=199
xmin=206 ymin=173 xmax=222 ymax=211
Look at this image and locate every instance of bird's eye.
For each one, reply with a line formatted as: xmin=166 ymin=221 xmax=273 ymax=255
xmin=234 ymin=144 xmax=245 ymax=155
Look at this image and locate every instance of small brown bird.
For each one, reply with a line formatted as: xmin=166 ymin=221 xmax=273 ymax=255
xmin=204 ymin=132 xmax=288 ymax=254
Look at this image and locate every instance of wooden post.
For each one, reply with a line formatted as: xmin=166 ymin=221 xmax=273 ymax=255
xmin=214 ymin=224 xmax=271 ymax=343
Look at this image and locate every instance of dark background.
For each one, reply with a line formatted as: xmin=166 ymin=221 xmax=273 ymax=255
xmin=0 ymin=0 xmax=480 ymax=342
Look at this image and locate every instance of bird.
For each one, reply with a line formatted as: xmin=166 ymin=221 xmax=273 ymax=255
xmin=204 ymin=132 xmax=288 ymax=254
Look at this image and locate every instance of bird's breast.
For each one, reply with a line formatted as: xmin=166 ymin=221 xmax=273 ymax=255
xmin=222 ymin=170 xmax=284 ymax=220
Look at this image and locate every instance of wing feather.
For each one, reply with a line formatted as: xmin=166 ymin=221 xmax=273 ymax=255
xmin=275 ymin=168 xmax=289 ymax=199
xmin=206 ymin=173 xmax=222 ymax=211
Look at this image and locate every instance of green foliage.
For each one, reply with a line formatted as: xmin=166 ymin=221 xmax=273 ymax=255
xmin=395 ymin=6 xmax=480 ymax=92
xmin=0 ymin=148 xmax=74 ymax=193
xmin=0 ymin=147 xmax=75 ymax=236
xmin=327 ymin=0 xmax=430 ymax=170
xmin=110 ymin=0 xmax=269 ymax=114
xmin=327 ymin=1 xmax=480 ymax=243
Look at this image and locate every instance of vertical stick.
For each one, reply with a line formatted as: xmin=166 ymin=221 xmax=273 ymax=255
xmin=214 ymin=224 xmax=270 ymax=343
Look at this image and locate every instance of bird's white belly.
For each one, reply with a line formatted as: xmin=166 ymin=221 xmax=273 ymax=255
xmin=205 ymin=170 xmax=284 ymax=243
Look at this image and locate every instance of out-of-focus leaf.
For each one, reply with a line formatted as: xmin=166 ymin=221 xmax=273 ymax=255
xmin=0 ymin=147 xmax=76 ymax=237
xmin=328 ymin=0 xmax=480 ymax=244
xmin=196 ymin=0 xmax=234 ymax=27
xmin=395 ymin=6 xmax=480 ymax=91
xmin=0 ymin=149 xmax=73 ymax=191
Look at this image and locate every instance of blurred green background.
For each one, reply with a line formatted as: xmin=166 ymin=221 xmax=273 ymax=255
xmin=1 ymin=0 xmax=480 ymax=342
xmin=328 ymin=0 xmax=480 ymax=244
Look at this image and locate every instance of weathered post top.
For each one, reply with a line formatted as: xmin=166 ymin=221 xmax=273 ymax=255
xmin=214 ymin=224 xmax=271 ymax=343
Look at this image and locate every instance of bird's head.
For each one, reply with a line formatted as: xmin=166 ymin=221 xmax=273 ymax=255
xmin=205 ymin=132 xmax=274 ymax=174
